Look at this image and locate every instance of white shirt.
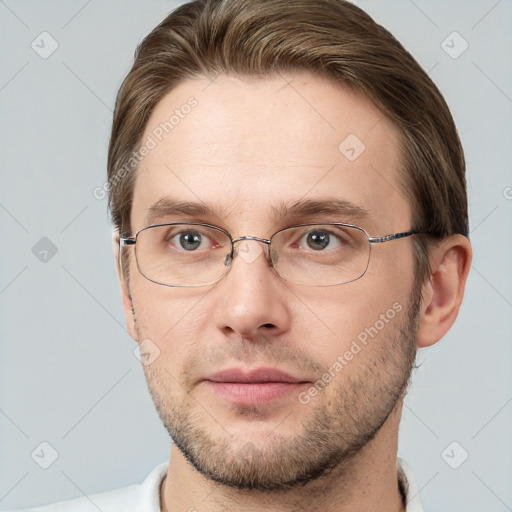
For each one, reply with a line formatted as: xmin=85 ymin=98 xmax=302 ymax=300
xmin=12 ymin=458 xmax=423 ymax=511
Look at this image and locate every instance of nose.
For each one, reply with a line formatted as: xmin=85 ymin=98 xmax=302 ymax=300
xmin=213 ymin=238 xmax=291 ymax=340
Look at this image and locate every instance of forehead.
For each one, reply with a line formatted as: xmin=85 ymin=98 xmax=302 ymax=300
xmin=131 ymin=71 xmax=410 ymax=235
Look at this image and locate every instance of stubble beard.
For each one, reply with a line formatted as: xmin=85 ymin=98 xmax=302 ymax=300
xmin=137 ymin=283 xmax=421 ymax=492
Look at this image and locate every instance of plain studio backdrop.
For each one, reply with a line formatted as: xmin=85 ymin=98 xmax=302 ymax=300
xmin=0 ymin=0 xmax=511 ymax=510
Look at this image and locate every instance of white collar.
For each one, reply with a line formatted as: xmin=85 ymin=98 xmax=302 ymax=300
xmin=398 ymin=458 xmax=424 ymax=511
xmin=145 ymin=458 xmax=423 ymax=511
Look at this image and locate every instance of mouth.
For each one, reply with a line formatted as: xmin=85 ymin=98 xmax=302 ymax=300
xmin=201 ymin=367 xmax=311 ymax=406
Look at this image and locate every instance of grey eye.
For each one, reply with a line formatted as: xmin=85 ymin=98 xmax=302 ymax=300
xmin=178 ymin=231 xmax=203 ymax=250
xmin=306 ymin=230 xmax=331 ymax=250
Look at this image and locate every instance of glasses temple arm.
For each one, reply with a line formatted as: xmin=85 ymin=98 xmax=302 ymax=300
xmin=368 ymin=229 xmax=426 ymax=244
xmin=120 ymin=237 xmax=136 ymax=247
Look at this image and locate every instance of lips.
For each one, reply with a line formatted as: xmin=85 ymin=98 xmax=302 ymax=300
xmin=202 ymin=367 xmax=309 ymax=406
xmin=206 ymin=367 xmax=306 ymax=384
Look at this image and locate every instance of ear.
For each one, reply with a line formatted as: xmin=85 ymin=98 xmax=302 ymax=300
xmin=112 ymin=230 xmax=138 ymax=342
xmin=416 ymin=234 xmax=472 ymax=348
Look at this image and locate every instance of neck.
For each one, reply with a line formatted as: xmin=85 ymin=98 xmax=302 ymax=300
xmin=160 ymin=405 xmax=406 ymax=512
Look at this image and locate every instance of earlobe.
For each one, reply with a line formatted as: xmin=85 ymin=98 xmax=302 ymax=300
xmin=112 ymin=230 xmax=138 ymax=342
xmin=416 ymin=235 xmax=472 ymax=348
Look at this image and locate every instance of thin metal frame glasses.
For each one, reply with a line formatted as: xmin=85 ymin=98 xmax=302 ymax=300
xmin=120 ymin=222 xmax=424 ymax=287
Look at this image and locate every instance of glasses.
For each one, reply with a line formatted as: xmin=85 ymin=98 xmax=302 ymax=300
xmin=120 ymin=222 xmax=424 ymax=287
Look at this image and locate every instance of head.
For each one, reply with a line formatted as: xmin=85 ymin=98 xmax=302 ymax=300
xmin=108 ymin=0 xmax=471 ymax=491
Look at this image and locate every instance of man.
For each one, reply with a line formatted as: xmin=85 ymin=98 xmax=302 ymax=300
xmin=17 ymin=0 xmax=472 ymax=510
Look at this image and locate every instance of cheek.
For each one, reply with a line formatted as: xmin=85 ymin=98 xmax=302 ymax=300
xmin=131 ymin=278 xmax=207 ymax=361
xmin=365 ymin=240 xmax=416 ymax=298
xmin=289 ymin=252 xmax=415 ymax=365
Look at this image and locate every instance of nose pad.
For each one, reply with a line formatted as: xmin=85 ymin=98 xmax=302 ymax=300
xmin=224 ymin=252 xmax=233 ymax=267
xmin=224 ymin=240 xmax=273 ymax=269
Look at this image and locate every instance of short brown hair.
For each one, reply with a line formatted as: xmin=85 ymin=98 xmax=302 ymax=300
xmin=108 ymin=0 xmax=469 ymax=284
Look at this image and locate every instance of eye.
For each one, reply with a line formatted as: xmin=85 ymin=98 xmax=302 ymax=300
xmin=176 ymin=230 xmax=205 ymax=251
xmin=297 ymin=228 xmax=352 ymax=251
xmin=164 ymin=228 xmax=213 ymax=251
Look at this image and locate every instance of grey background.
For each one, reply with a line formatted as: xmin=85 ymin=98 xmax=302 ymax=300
xmin=1 ymin=0 xmax=511 ymax=510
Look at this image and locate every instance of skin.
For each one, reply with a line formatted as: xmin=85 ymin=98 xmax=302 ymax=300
xmin=114 ymin=71 xmax=472 ymax=512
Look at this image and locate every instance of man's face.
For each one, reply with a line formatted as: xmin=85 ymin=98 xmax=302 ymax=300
xmin=122 ymin=71 xmax=420 ymax=489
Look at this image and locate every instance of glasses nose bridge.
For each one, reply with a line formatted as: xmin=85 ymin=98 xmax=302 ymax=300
xmin=231 ymin=235 xmax=271 ymax=247
xmin=228 ymin=235 xmax=273 ymax=265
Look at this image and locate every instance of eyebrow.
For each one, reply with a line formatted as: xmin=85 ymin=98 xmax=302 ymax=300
xmin=271 ymin=197 xmax=371 ymax=225
xmin=145 ymin=196 xmax=372 ymax=228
